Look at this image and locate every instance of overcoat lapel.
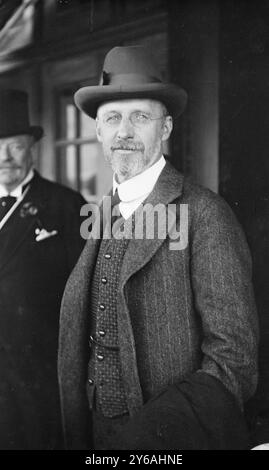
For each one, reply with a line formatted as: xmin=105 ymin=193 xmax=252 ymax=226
xmin=63 ymin=198 xmax=105 ymax=314
xmin=0 ymin=173 xmax=47 ymax=274
xmin=69 ymin=237 xmax=101 ymax=308
xmin=119 ymin=161 xmax=184 ymax=288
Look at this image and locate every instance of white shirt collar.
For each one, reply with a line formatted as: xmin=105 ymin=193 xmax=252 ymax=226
xmin=113 ymin=155 xmax=166 ymax=202
xmin=0 ymin=168 xmax=35 ymax=198
xmin=112 ymin=156 xmax=166 ymax=220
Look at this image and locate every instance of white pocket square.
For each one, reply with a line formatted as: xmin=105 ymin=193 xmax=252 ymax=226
xmin=35 ymin=228 xmax=58 ymax=242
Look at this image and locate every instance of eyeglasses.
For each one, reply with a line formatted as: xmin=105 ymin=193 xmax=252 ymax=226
xmin=101 ymin=111 xmax=167 ymax=129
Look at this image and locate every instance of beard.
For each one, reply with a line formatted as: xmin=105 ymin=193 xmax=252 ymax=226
xmin=104 ymin=139 xmax=163 ymax=182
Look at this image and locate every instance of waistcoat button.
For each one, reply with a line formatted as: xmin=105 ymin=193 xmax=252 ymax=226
xmin=104 ymin=253 xmax=111 ymax=259
xmin=101 ymin=277 xmax=107 ymax=284
xmin=98 ymin=330 xmax=106 ymax=337
xmin=97 ymin=353 xmax=104 ymax=361
xmin=99 ymin=303 xmax=106 ymax=311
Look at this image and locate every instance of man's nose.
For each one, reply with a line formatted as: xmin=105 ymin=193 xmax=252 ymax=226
xmin=116 ymin=116 xmax=135 ymax=139
xmin=0 ymin=146 xmax=12 ymax=161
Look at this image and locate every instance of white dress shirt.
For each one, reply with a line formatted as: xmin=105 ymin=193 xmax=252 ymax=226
xmin=0 ymin=168 xmax=35 ymax=198
xmin=113 ymin=156 xmax=166 ymax=220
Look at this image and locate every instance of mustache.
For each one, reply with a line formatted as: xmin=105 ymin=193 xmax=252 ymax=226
xmin=111 ymin=141 xmax=144 ymax=151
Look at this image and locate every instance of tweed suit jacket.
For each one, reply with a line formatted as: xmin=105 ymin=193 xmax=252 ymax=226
xmin=58 ymin=161 xmax=259 ymax=449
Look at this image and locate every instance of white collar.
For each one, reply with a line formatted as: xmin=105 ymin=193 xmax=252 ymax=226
xmin=0 ymin=168 xmax=35 ymax=198
xmin=113 ymin=155 xmax=166 ymax=202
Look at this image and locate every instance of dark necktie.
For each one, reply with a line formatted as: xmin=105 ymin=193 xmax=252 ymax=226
xmin=0 ymin=196 xmax=17 ymax=222
xmin=111 ymin=189 xmax=122 ymax=229
xmin=111 ymin=189 xmax=121 ymax=207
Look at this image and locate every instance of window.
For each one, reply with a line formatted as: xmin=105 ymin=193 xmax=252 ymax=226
xmin=55 ymin=89 xmax=101 ymax=201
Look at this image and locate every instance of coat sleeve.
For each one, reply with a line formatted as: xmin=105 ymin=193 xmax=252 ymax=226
xmin=117 ymin=191 xmax=259 ymax=450
xmin=189 ymin=191 xmax=259 ymax=406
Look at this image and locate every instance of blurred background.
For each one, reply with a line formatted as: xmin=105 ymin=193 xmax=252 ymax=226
xmin=0 ymin=0 xmax=268 ymax=440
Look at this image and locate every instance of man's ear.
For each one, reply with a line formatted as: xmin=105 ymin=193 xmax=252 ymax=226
xmin=161 ymin=116 xmax=173 ymax=142
xmin=95 ymin=118 xmax=103 ymax=143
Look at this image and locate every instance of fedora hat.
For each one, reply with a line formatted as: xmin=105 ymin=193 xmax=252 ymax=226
xmin=74 ymin=46 xmax=187 ymax=118
xmin=0 ymin=89 xmax=43 ymax=141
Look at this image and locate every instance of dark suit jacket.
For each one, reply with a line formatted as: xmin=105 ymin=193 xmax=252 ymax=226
xmin=58 ymin=161 xmax=259 ymax=450
xmin=0 ymin=172 xmax=85 ymax=449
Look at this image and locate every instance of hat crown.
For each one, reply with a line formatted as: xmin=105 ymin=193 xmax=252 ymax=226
xmin=0 ymin=89 xmax=43 ymax=140
xmin=101 ymin=46 xmax=163 ymax=85
xmin=0 ymin=89 xmax=30 ymax=129
xmin=74 ymin=45 xmax=187 ymax=119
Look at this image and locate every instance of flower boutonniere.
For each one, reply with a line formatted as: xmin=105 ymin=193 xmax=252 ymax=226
xmin=20 ymin=201 xmax=58 ymax=242
xmin=20 ymin=201 xmax=39 ymax=218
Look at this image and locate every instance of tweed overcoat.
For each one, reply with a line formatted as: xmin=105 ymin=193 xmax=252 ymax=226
xmin=0 ymin=172 xmax=85 ymax=449
xmin=58 ymin=161 xmax=259 ymax=449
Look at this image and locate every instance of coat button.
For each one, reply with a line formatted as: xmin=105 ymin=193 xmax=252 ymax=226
xmin=99 ymin=303 xmax=106 ymax=311
xmin=101 ymin=277 xmax=107 ymax=284
xmin=98 ymin=330 xmax=106 ymax=337
xmin=97 ymin=353 xmax=104 ymax=361
xmin=104 ymin=253 xmax=111 ymax=259
xmin=88 ymin=378 xmax=94 ymax=385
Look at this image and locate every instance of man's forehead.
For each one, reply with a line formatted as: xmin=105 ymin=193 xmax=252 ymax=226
xmin=0 ymin=134 xmax=31 ymax=144
xmin=97 ymin=98 xmax=164 ymax=115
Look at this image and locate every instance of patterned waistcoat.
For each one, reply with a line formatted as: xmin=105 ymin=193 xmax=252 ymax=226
xmin=87 ymin=237 xmax=129 ymax=417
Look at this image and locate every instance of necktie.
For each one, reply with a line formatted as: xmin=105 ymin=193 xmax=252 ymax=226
xmin=111 ymin=189 xmax=122 ymax=229
xmin=111 ymin=189 xmax=121 ymax=207
xmin=0 ymin=196 xmax=17 ymax=221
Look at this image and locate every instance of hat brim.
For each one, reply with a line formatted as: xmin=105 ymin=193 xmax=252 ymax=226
xmin=74 ymin=83 xmax=187 ymax=119
xmin=0 ymin=126 xmax=43 ymax=142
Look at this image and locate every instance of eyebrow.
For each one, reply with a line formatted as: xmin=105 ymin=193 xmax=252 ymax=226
xmin=102 ymin=109 xmax=151 ymax=115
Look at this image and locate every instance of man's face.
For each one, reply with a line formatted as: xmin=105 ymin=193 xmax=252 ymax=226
xmin=96 ymin=99 xmax=173 ymax=182
xmin=0 ymin=134 xmax=34 ymax=191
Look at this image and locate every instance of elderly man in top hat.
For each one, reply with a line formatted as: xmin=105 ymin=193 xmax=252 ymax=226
xmin=0 ymin=89 xmax=86 ymax=449
xmin=58 ymin=46 xmax=259 ymax=450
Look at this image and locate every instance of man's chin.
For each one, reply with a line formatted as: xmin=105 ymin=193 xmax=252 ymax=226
xmin=114 ymin=164 xmax=146 ymax=182
xmin=0 ymin=175 xmax=16 ymax=185
xmin=113 ymin=159 xmax=140 ymax=175
xmin=106 ymin=153 xmax=149 ymax=181
xmin=0 ymin=170 xmax=23 ymax=189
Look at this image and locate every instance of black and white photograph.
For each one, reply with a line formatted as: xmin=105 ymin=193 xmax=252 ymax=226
xmin=0 ymin=0 xmax=268 ymax=455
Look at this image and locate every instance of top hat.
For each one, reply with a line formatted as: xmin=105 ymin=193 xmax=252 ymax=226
xmin=74 ymin=46 xmax=187 ymax=119
xmin=0 ymin=89 xmax=43 ymax=141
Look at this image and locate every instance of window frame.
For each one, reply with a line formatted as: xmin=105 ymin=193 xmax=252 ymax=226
xmin=54 ymin=84 xmax=100 ymax=200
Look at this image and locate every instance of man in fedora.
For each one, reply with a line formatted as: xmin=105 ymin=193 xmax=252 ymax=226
xmin=0 ymin=89 xmax=86 ymax=449
xmin=58 ymin=46 xmax=259 ymax=449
